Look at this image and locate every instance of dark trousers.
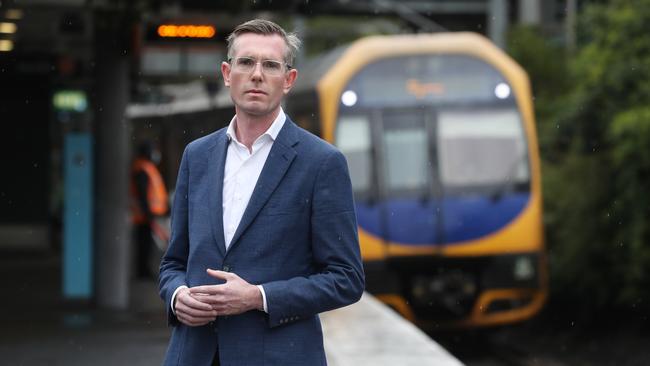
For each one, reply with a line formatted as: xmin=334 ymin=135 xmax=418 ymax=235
xmin=134 ymin=223 xmax=153 ymax=278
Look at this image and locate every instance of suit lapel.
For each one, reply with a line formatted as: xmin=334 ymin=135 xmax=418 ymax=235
xmin=208 ymin=131 xmax=229 ymax=257
xmin=227 ymin=120 xmax=299 ymax=253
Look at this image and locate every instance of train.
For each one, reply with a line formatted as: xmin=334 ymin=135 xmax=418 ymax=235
xmin=285 ymin=32 xmax=547 ymax=328
xmin=130 ymin=32 xmax=547 ymax=329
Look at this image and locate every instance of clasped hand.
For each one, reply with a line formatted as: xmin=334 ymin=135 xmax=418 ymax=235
xmin=174 ymin=269 xmax=263 ymax=327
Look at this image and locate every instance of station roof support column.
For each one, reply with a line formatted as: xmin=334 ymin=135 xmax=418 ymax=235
xmin=488 ymin=0 xmax=509 ymax=48
xmin=94 ymin=11 xmax=132 ymax=310
xmin=519 ymin=0 xmax=541 ymax=25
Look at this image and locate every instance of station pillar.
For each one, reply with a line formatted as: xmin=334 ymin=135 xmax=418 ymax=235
xmin=488 ymin=0 xmax=509 ymax=49
xmin=519 ymin=0 xmax=541 ymax=25
xmin=93 ymin=12 xmax=132 ymax=310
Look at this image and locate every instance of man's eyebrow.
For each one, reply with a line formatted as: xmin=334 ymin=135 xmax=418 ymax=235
xmin=238 ymin=55 xmax=282 ymax=60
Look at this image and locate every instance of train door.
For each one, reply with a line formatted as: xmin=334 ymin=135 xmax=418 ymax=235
xmin=377 ymin=108 xmax=441 ymax=252
xmin=372 ymin=107 xmax=447 ymax=318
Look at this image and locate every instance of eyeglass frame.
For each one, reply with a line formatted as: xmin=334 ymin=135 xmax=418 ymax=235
xmin=227 ymin=56 xmax=293 ymax=75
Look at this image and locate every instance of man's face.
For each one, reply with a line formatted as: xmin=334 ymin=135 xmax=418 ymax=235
xmin=221 ymin=33 xmax=298 ymax=120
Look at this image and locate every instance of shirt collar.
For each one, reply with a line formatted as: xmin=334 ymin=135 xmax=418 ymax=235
xmin=226 ymin=108 xmax=286 ymax=144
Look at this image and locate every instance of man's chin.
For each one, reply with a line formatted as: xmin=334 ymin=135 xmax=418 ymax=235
xmin=237 ymin=103 xmax=279 ymax=118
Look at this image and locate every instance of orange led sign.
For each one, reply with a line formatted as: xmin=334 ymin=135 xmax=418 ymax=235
xmin=157 ymin=24 xmax=216 ymax=39
xmin=405 ymin=79 xmax=445 ymax=99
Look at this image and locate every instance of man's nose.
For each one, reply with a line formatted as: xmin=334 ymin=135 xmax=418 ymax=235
xmin=250 ymin=62 xmax=264 ymax=79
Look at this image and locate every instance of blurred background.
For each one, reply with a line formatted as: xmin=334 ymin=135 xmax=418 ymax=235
xmin=0 ymin=0 xmax=648 ymax=365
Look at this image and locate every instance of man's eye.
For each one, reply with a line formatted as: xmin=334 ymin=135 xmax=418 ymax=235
xmin=238 ymin=58 xmax=255 ymax=67
xmin=263 ymin=61 xmax=281 ymax=70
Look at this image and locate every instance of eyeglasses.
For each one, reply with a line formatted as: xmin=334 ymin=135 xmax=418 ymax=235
xmin=228 ymin=56 xmax=291 ymax=76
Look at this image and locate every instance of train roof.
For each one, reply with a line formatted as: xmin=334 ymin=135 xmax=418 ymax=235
xmin=292 ymin=32 xmax=527 ymax=95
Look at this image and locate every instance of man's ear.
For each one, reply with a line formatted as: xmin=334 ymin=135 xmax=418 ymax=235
xmin=283 ymin=68 xmax=298 ymax=94
xmin=221 ymin=61 xmax=231 ymax=87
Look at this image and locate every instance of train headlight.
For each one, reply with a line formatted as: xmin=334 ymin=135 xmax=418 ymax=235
xmin=513 ymin=255 xmax=535 ymax=281
xmin=341 ymin=90 xmax=358 ymax=107
xmin=482 ymin=254 xmax=539 ymax=288
xmin=495 ymin=83 xmax=510 ymax=99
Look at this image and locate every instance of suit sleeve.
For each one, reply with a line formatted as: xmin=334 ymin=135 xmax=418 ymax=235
xmin=159 ymin=146 xmax=190 ymax=326
xmin=262 ymin=149 xmax=365 ymax=328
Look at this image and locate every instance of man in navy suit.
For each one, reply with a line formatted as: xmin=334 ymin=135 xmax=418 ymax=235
xmin=159 ymin=19 xmax=365 ymax=366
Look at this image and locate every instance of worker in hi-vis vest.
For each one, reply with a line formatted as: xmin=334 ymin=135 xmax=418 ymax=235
xmin=131 ymin=141 xmax=168 ymax=279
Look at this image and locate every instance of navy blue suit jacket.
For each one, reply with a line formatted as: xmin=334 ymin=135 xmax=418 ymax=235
xmin=159 ymin=117 xmax=365 ymax=366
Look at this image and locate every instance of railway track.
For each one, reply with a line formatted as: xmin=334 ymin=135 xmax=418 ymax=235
xmin=431 ymin=329 xmax=534 ymax=366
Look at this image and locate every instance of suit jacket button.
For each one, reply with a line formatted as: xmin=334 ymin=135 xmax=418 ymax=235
xmin=222 ymin=265 xmax=230 ymax=272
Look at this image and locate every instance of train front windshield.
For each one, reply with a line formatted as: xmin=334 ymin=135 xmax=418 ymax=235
xmin=335 ymin=54 xmax=531 ymax=246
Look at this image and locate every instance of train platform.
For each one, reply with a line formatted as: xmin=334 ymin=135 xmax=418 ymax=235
xmin=0 ymin=252 xmax=463 ymax=365
xmin=322 ymin=293 xmax=464 ymax=366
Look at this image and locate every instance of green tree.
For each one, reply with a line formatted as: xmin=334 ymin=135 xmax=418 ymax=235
xmin=509 ymin=0 xmax=650 ymax=315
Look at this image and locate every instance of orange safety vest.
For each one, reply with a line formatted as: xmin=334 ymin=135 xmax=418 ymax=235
xmin=131 ymin=158 xmax=169 ymax=224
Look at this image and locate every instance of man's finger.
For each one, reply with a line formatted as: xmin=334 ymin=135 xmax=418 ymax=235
xmin=177 ymin=302 xmax=217 ymax=318
xmin=210 ymin=304 xmax=231 ymax=314
xmin=190 ymin=285 xmax=222 ymax=295
xmin=181 ymin=292 xmax=215 ymax=310
xmin=206 ymin=269 xmax=232 ymax=280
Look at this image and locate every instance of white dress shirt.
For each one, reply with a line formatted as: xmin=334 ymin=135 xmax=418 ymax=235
xmin=171 ymin=109 xmax=286 ymax=315
xmin=222 ymin=109 xmax=285 ymax=249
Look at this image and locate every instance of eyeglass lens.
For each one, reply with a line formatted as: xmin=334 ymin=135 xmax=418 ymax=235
xmin=234 ymin=57 xmax=284 ymax=74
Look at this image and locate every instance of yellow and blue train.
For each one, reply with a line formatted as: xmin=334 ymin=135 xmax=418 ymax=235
xmin=286 ymin=32 xmax=547 ymax=328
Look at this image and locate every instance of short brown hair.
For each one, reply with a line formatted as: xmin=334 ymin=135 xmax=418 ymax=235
xmin=226 ymin=19 xmax=301 ymax=67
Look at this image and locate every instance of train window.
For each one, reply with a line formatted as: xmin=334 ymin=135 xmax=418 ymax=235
xmin=381 ymin=111 xmax=429 ymax=194
xmin=344 ymin=54 xmax=509 ymax=108
xmin=335 ymin=115 xmax=372 ymax=194
xmin=437 ymin=109 xmax=529 ymax=189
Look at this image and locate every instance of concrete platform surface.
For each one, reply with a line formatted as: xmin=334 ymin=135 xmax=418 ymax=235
xmin=322 ymin=293 xmax=465 ymax=366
